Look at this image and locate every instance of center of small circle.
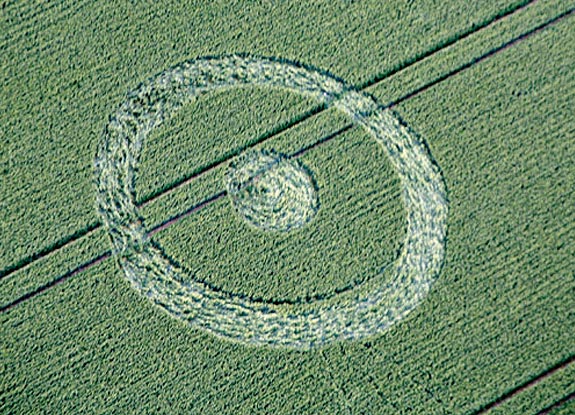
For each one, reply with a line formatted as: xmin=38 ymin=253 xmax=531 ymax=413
xmin=225 ymin=149 xmax=319 ymax=232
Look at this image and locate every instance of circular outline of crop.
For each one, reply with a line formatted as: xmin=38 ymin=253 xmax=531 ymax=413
xmin=95 ymin=55 xmax=448 ymax=349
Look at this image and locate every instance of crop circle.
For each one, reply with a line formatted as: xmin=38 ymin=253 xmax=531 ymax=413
xmin=226 ymin=149 xmax=319 ymax=232
xmin=95 ymin=55 xmax=448 ymax=349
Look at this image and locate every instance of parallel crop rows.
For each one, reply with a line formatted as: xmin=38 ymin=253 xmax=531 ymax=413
xmin=1 ymin=4 xmax=574 ymax=414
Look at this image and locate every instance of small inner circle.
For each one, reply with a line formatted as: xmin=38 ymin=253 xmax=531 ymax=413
xmin=225 ymin=149 xmax=320 ymax=232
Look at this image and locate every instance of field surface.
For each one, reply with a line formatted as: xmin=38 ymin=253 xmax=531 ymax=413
xmin=1 ymin=0 xmax=574 ymax=413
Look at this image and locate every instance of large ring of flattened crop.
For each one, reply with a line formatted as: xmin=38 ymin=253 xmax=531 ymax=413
xmin=95 ymin=55 xmax=448 ymax=349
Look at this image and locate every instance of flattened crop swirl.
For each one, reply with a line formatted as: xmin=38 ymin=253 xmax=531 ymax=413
xmin=226 ymin=149 xmax=320 ymax=232
xmin=94 ymin=55 xmax=448 ymax=349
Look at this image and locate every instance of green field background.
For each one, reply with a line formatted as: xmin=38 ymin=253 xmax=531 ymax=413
xmin=548 ymin=399 xmax=575 ymax=415
xmin=2 ymin=0 xmax=574 ymax=414
xmin=0 ymin=0 xmax=529 ymax=268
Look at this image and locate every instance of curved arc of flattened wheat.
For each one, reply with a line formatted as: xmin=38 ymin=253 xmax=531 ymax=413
xmin=95 ymin=55 xmax=448 ymax=349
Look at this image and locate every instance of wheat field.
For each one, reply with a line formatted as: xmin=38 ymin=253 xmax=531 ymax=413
xmin=1 ymin=0 xmax=574 ymax=413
